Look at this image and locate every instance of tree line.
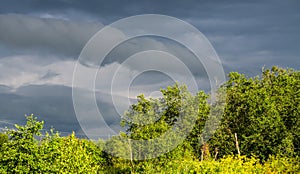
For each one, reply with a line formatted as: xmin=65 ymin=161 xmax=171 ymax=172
xmin=0 ymin=66 xmax=299 ymax=173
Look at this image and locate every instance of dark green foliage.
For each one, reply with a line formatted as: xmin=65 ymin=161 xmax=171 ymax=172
xmin=209 ymin=66 xmax=299 ymax=160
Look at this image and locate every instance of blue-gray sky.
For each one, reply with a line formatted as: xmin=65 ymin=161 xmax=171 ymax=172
xmin=0 ymin=0 xmax=299 ymax=137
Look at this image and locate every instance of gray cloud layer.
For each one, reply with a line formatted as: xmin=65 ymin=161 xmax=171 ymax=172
xmin=0 ymin=14 xmax=103 ymax=57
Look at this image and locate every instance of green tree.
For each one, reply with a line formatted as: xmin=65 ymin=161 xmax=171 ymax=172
xmin=209 ymin=66 xmax=300 ymax=160
xmin=117 ymin=83 xmax=210 ymax=161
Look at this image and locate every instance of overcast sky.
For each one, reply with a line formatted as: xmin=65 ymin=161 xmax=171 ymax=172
xmin=0 ymin=0 xmax=299 ymax=138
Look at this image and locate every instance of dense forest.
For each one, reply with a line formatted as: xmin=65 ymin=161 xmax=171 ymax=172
xmin=0 ymin=66 xmax=299 ymax=173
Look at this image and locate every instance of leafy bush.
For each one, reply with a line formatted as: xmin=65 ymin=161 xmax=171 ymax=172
xmin=0 ymin=133 xmax=8 ymax=147
xmin=0 ymin=115 xmax=107 ymax=173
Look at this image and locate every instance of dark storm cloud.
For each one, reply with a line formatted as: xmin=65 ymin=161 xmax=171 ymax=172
xmin=0 ymin=0 xmax=277 ymax=20
xmin=0 ymin=85 xmax=78 ymax=132
xmin=101 ymin=36 xmax=208 ymax=78
xmin=0 ymin=14 xmax=103 ymax=58
xmin=0 ymin=84 xmax=124 ymax=135
xmin=0 ymin=0 xmax=298 ymax=22
xmin=1 ymin=0 xmax=299 ymax=72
